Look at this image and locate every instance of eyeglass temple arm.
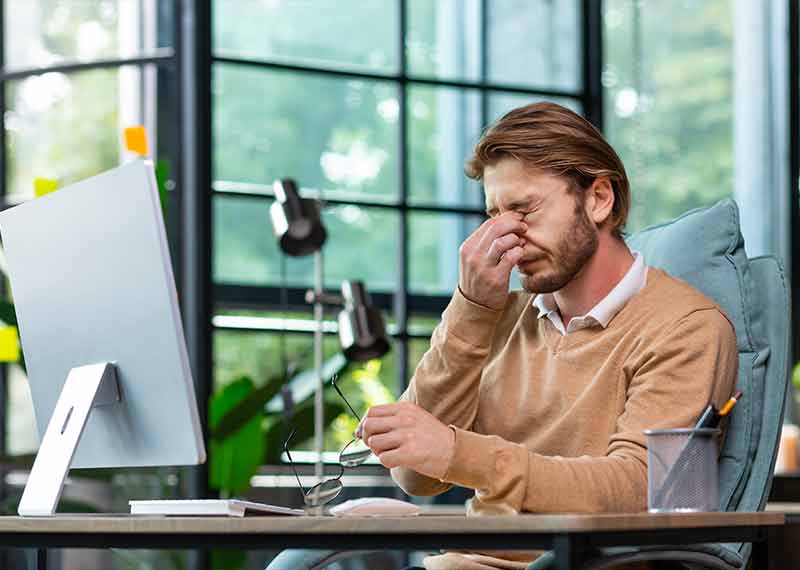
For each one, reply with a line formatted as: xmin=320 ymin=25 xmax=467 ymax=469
xmin=283 ymin=430 xmax=307 ymax=499
xmin=331 ymin=377 xmax=362 ymax=422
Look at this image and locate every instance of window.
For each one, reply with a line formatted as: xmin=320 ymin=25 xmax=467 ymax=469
xmin=602 ymin=0 xmax=789 ymax=260
xmin=0 ymin=0 xmax=179 ymax=462
xmin=211 ymin=0 xmax=596 ymax=456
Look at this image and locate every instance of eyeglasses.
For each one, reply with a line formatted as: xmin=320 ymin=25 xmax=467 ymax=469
xmin=283 ymin=375 xmax=373 ymax=508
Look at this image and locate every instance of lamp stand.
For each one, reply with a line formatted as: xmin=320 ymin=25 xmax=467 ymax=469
xmin=313 ymin=249 xmax=324 ymax=482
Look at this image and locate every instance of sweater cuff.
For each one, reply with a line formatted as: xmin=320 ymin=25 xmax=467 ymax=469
xmin=441 ymin=426 xmax=496 ymax=491
xmin=441 ymin=287 xmax=504 ymax=349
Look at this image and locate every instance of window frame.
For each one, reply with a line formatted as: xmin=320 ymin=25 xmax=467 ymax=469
xmin=203 ymin=0 xmax=605 ymax=460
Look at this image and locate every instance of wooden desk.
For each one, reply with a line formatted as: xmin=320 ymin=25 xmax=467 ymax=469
xmin=0 ymin=511 xmax=784 ymax=570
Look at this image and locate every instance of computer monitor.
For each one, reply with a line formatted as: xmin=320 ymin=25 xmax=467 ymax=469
xmin=0 ymin=160 xmax=206 ymax=516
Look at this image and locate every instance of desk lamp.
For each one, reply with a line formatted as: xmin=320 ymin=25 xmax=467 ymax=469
xmin=269 ymin=179 xmax=389 ymax=481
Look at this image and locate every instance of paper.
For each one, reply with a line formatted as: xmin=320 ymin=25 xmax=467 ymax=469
xmin=124 ymin=126 xmax=149 ymax=156
xmin=33 ymin=178 xmax=59 ymax=198
xmin=0 ymin=325 xmax=20 ymax=362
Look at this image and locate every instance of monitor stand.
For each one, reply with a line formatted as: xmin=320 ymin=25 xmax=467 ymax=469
xmin=18 ymin=362 xmax=120 ymax=516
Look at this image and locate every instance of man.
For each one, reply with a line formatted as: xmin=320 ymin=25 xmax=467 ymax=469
xmin=357 ymin=102 xmax=737 ymax=570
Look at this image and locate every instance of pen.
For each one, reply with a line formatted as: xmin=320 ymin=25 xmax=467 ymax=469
xmin=695 ymin=390 xmax=743 ymax=429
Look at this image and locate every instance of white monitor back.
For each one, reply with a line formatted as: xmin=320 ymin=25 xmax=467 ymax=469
xmin=0 ymin=160 xmax=205 ymax=468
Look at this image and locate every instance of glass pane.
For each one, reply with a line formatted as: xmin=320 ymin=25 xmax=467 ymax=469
xmin=488 ymin=0 xmax=581 ymax=91
xmin=603 ymin=0 xmax=733 ymax=232
xmin=5 ymin=0 xmax=173 ymax=70
xmin=488 ymin=93 xmax=582 ymax=124
xmin=214 ymin=0 xmax=398 ymax=73
xmin=213 ymin=328 xmax=397 ymax=454
xmin=213 ymin=65 xmax=398 ymax=200
xmin=408 ymin=85 xmax=484 ymax=207
xmin=409 ymin=212 xmax=483 ymax=295
xmin=213 ymin=196 xmax=399 ymax=292
xmin=406 ymin=0 xmax=482 ymax=81
xmin=6 ymin=64 xmax=161 ymax=199
xmin=408 ymin=315 xmax=439 ymax=336
xmin=7 ymin=365 xmax=37 ymax=455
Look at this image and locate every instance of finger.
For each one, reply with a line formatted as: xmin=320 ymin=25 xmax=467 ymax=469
xmin=497 ymin=246 xmax=525 ymax=271
xmin=463 ymin=211 xmax=522 ymax=252
xmin=360 ymin=416 xmax=399 ymax=441
xmin=486 ymin=233 xmax=523 ymax=265
xmin=366 ymin=431 xmax=404 ymax=454
xmin=476 ymin=214 xmax=527 ymax=253
xmin=362 ymin=403 xmax=405 ymax=419
xmin=356 ymin=404 xmax=404 ymax=436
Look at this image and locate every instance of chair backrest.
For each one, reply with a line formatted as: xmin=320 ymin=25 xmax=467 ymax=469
xmin=627 ymin=198 xmax=790 ymax=563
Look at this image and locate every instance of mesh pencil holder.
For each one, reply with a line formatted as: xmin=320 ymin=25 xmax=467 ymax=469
xmin=644 ymin=428 xmax=720 ymax=513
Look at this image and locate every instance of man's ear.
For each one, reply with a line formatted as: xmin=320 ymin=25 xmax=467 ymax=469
xmin=585 ymin=177 xmax=615 ymax=226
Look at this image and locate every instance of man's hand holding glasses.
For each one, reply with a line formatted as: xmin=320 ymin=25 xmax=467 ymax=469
xmin=356 ymin=401 xmax=456 ymax=481
xmin=283 ymin=375 xmax=374 ymax=510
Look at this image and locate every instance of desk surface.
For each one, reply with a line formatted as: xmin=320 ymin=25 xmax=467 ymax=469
xmin=0 ymin=511 xmax=783 ymax=535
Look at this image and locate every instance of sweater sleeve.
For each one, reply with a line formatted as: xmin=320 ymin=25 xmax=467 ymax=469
xmin=390 ymin=287 xmax=504 ymax=496
xmin=438 ymin=309 xmax=738 ymax=513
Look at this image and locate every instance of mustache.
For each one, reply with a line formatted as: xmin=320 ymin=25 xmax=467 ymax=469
xmin=517 ymin=254 xmax=548 ymax=264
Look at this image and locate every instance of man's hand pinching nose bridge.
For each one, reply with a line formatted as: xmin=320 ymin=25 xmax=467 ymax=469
xmin=458 ymin=211 xmax=528 ymax=310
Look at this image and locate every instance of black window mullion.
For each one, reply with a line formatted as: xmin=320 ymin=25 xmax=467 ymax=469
xmin=582 ymin=0 xmax=604 ymax=129
xmin=395 ymin=0 xmax=410 ymax=393
xmin=789 ymin=0 xmax=800 ymax=367
xmin=480 ymin=0 xmax=489 ymax=129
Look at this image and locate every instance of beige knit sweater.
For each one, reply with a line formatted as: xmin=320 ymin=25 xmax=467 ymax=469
xmin=391 ymin=268 xmax=738 ymax=570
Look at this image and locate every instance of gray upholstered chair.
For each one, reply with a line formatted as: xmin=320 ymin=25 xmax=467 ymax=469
xmin=529 ymin=198 xmax=791 ymax=569
xmin=266 ymin=199 xmax=791 ymax=570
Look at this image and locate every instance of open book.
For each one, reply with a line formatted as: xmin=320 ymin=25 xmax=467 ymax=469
xmin=129 ymin=499 xmax=304 ymax=517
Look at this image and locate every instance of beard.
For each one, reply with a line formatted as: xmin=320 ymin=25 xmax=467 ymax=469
xmin=518 ymin=202 xmax=599 ymax=294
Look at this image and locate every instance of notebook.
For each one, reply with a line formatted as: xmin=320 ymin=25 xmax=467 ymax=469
xmin=129 ymin=499 xmax=304 ymax=517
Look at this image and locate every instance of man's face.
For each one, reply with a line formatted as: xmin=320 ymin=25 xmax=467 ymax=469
xmin=484 ymin=159 xmax=598 ymax=294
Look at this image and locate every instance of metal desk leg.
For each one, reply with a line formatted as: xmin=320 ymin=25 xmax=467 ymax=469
xmin=553 ymin=534 xmax=586 ymax=570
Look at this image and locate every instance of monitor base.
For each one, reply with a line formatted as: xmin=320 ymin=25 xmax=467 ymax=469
xmin=18 ymin=362 xmax=119 ymax=517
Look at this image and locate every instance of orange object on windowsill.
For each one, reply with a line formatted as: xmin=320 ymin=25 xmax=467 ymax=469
xmin=776 ymin=424 xmax=800 ymax=474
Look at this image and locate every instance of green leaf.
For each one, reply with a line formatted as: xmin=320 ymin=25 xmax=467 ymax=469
xmin=208 ymin=376 xmax=266 ymax=495
xmin=214 ymin=353 xmax=349 ymax=441
xmin=211 ymin=549 xmax=246 ymax=570
xmin=0 ymin=299 xmax=17 ymax=326
xmin=262 ymin=395 xmax=347 ymax=464
xmin=154 ymin=159 xmax=171 ymax=220
xmin=211 ymin=371 xmax=286 ymax=441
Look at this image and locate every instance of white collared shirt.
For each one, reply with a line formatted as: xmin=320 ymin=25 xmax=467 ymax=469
xmin=532 ymin=252 xmax=648 ymax=336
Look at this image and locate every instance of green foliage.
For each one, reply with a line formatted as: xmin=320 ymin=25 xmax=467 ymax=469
xmin=209 ymin=376 xmax=267 ymax=496
xmin=604 ymin=0 xmax=733 ymax=231
xmin=209 ymin=354 xmax=351 ymax=495
xmin=155 ymin=159 xmax=171 ymax=220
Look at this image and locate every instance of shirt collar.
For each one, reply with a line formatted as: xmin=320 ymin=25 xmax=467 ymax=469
xmin=532 ymin=252 xmax=648 ymax=332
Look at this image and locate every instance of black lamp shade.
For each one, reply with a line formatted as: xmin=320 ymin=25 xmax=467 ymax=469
xmin=269 ymin=178 xmax=327 ymax=256
xmin=337 ymin=281 xmax=390 ymax=361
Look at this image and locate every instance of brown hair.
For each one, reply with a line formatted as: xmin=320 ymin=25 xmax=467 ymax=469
xmin=466 ymin=102 xmax=630 ymax=238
